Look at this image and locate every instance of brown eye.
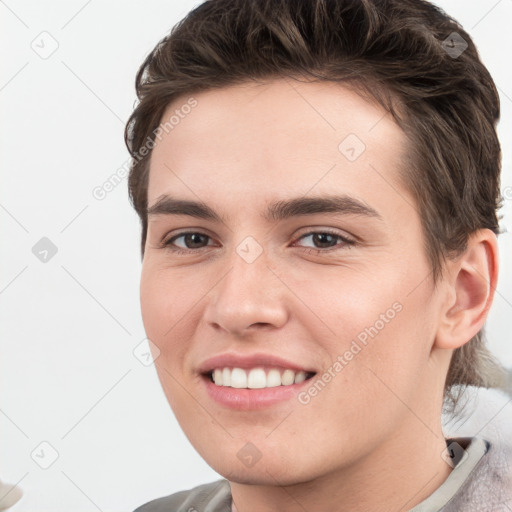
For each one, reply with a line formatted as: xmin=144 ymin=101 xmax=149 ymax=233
xmin=309 ymin=233 xmax=339 ymax=249
xmin=295 ymin=230 xmax=355 ymax=252
xmin=164 ymin=232 xmax=213 ymax=252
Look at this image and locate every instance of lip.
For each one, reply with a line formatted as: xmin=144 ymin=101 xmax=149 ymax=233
xmin=197 ymin=352 xmax=317 ymax=411
xmin=202 ymin=376 xmax=313 ymax=410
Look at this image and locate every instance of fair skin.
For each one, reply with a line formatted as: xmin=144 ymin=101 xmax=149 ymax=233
xmin=140 ymin=78 xmax=498 ymax=512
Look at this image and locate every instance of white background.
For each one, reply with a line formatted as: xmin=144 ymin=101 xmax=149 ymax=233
xmin=1 ymin=1 xmax=511 ymax=511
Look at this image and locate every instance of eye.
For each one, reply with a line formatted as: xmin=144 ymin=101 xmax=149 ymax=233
xmin=163 ymin=231 xmax=214 ymax=253
xmin=161 ymin=228 xmax=356 ymax=256
xmin=294 ymin=229 xmax=356 ymax=254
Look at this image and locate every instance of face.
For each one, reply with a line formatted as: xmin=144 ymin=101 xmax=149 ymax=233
xmin=140 ymin=78 xmax=448 ymax=485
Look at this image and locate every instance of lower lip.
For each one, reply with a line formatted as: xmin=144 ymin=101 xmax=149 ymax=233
xmin=202 ymin=375 xmax=314 ymax=410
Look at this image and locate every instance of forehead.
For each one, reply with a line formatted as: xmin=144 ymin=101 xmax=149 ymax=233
xmin=147 ymin=78 xmax=409 ymax=212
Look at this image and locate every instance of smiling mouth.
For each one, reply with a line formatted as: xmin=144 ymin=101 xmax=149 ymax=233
xmin=205 ymin=367 xmax=316 ymax=389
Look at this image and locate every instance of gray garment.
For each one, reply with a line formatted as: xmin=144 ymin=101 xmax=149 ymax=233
xmin=133 ymin=437 xmax=512 ymax=512
xmin=409 ymin=437 xmax=488 ymax=511
xmin=133 ymin=479 xmax=232 ymax=512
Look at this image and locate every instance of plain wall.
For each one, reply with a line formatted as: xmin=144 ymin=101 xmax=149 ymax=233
xmin=1 ymin=1 xmax=511 ymax=510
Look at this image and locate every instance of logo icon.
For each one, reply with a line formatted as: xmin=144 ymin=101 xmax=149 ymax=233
xmin=441 ymin=32 xmax=468 ymax=59
xmin=133 ymin=338 xmax=161 ymax=366
xmin=31 ymin=31 xmax=59 ymax=60
xmin=236 ymin=236 xmax=263 ymax=264
xmin=32 ymin=237 xmax=58 ymax=263
xmin=338 ymin=133 xmax=366 ymax=162
xmin=237 ymin=442 xmax=262 ymax=468
xmin=31 ymin=441 xmax=59 ymax=469
xmin=441 ymin=441 xmax=468 ymax=468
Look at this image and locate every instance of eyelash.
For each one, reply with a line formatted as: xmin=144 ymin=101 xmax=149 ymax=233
xmin=162 ymin=229 xmax=356 ymax=256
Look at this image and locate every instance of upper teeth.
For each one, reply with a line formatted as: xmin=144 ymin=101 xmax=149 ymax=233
xmin=212 ymin=367 xmax=309 ymax=388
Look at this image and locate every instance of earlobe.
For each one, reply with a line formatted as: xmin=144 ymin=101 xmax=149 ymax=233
xmin=434 ymin=229 xmax=499 ymax=350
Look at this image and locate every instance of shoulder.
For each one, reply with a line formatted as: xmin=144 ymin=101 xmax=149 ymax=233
xmin=442 ymin=437 xmax=512 ymax=511
xmin=133 ymin=479 xmax=232 ymax=512
xmin=442 ymin=386 xmax=512 ymax=511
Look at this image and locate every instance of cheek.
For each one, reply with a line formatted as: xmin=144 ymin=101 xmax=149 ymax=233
xmin=294 ymin=259 xmax=437 ymax=390
xmin=140 ymin=266 xmax=200 ymax=417
xmin=285 ymin=262 xmax=402 ymax=346
xmin=293 ymin=290 xmax=436 ymax=457
xmin=140 ymin=264 xmax=192 ymax=364
xmin=140 ymin=259 xmax=202 ymax=331
xmin=140 ymin=268 xmax=167 ymax=343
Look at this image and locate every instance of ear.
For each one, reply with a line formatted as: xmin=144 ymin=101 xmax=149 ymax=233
xmin=434 ymin=229 xmax=499 ymax=350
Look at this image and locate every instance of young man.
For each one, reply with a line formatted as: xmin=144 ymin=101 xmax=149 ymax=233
xmin=125 ymin=0 xmax=512 ymax=510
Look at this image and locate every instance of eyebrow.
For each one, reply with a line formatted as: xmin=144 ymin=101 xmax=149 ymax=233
xmin=146 ymin=194 xmax=382 ymax=223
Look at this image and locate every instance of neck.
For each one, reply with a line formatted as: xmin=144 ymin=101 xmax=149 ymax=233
xmin=230 ymin=419 xmax=452 ymax=512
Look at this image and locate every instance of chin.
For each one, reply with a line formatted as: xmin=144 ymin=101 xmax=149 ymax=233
xmin=218 ymin=464 xmax=305 ymax=487
xmin=198 ymin=446 xmax=317 ymax=486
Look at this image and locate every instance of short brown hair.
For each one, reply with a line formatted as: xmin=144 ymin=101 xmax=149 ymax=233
xmin=124 ymin=0 xmax=506 ymax=410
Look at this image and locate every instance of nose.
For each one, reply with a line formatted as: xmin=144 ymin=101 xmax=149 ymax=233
xmin=203 ymin=249 xmax=289 ymax=337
